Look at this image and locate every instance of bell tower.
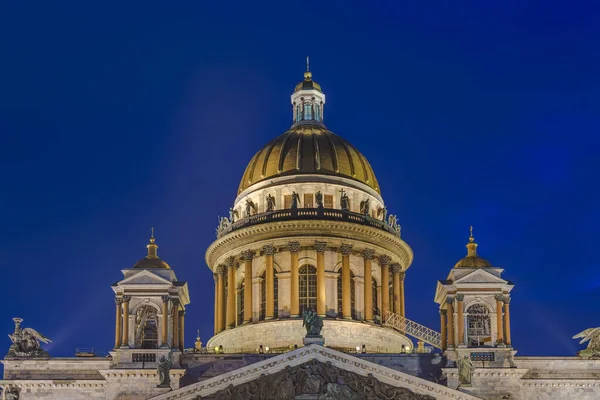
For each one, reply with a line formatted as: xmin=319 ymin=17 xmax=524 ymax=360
xmin=434 ymin=228 xmax=515 ymax=368
xmin=111 ymin=230 xmax=190 ymax=367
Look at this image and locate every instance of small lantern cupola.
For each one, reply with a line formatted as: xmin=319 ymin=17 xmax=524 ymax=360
xmin=291 ymin=57 xmax=326 ymax=126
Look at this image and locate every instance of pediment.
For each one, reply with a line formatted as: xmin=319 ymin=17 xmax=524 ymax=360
xmin=453 ymin=269 xmax=507 ymax=285
xmin=151 ymin=345 xmax=481 ymax=400
xmin=117 ymin=269 xmax=172 ymax=286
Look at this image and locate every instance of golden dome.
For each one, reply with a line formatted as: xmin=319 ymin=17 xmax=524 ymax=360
xmin=454 ymin=227 xmax=492 ymax=268
xmin=133 ymin=231 xmax=171 ymax=269
xmin=294 ymin=71 xmax=322 ymax=93
xmin=238 ymin=125 xmax=380 ymax=194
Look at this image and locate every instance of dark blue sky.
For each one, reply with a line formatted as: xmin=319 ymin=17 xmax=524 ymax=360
xmin=1 ymin=1 xmax=599 ymax=359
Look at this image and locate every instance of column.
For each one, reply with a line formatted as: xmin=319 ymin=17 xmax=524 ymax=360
xmin=362 ymin=249 xmax=375 ymax=322
xmin=263 ymin=245 xmax=276 ymax=319
xmin=213 ymin=275 xmax=218 ymax=335
xmin=495 ymin=294 xmax=504 ymax=345
xmin=315 ymin=241 xmax=327 ymax=316
xmin=391 ymin=264 xmax=402 ymax=316
xmin=179 ymin=310 xmax=185 ymax=351
xmin=114 ymin=298 xmax=123 ymax=348
xmin=456 ymin=294 xmax=465 ymax=346
xmin=161 ymin=295 xmax=169 ymax=347
xmin=288 ymin=242 xmax=301 ymax=317
xmin=379 ymin=255 xmax=391 ymax=321
xmin=226 ymin=257 xmax=237 ymax=329
xmin=172 ymin=298 xmax=180 ymax=349
xmin=399 ymin=271 xmax=406 ymax=317
xmin=340 ymin=244 xmax=353 ymax=319
xmin=446 ymin=297 xmax=455 ymax=348
xmin=503 ymin=297 xmax=512 ymax=346
xmin=121 ymin=296 xmax=131 ymax=348
xmin=241 ymin=250 xmax=255 ymax=323
xmin=440 ymin=309 xmax=447 ymax=351
xmin=216 ymin=265 xmax=226 ymax=333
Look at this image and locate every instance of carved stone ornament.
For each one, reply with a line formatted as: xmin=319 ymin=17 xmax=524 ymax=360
xmin=115 ymin=297 xmax=124 ymax=306
xmin=379 ymin=254 xmax=392 ymax=266
xmin=503 ymin=296 xmax=511 ymax=304
xmin=495 ymin=294 xmax=506 ymax=302
xmin=440 ymin=309 xmax=447 ymax=316
xmin=161 ymin=295 xmax=170 ymax=303
xmin=241 ymin=250 xmax=255 ymax=261
xmin=262 ymin=244 xmax=277 ymax=256
xmin=445 ymin=297 xmax=455 ymax=305
xmin=391 ymin=264 xmax=402 ymax=274
xmin=4 ymin=387 xmax=19 ymax=400
xmin=196 ymin=359 xmax=435 ymax=400
xmin=398 ymin=271 xmax=406 ymax=281
xmin=288 ymin=241 xmax=301 ymax=253
xmin=314 ymin=241 xmax=327 ymax=253
xmin=362 ymin=249 xmax=375 ymax=260
xmin=122 ymin=295 xmax=131 ymax=303
xmin=339 ymin=244 xmax=353 ymax=256
xmin=6 ymin=318 xmax=51 ymax=359
xmin=455 ymin=294 xmax=465 ymax=302
xmin=215 ymin=265 xmax=227 ymax=276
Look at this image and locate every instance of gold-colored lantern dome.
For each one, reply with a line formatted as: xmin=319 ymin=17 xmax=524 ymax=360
xmin=133 ymin=228 xmax=171 ymax=269
xmin=453 ymin=226 xmax=492 ymax=268
xmin=238 ymin=65 xmax=380 ymax=194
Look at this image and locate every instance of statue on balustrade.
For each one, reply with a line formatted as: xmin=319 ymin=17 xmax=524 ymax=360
xmin=377 ymin=206 xmax=387 ymax=221
xmin=245 ymin=199 xmax=257 ymax=217
xmin=302 ymin=309 xmax=323 ymax=337
xmin=228 ymin=207 xmax=238 ymax=223
xmin=157 ymin=354 xmax=172 ymax=387
xmin=266 ymin=194 xmax=276 ymax=212
xmin=360 ymin=198 xmax=370 ymax=215
xmin=315 ymin=191 xmax=323 ymax=208
xmin=340 ymin=189 xmax=349 ymax=211
xmin=216 ymin=216 xmax=231 ymax=238
xmin=573 ymin=327 xmax=600 ymax=358
xmin=291 ymin=191 xmax=301 ymax=209
xmin=6 ymin=318 xmax=51 ymax=359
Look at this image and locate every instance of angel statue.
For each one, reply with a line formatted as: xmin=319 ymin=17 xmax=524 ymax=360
xmin=360 ymin=198 xmax=370 ymax=215
xmin=156 ymin=354 xmax=172 ymax=387
xmin=290 ymin=191 xmax=301 ymax=209
xmin=7 ymin=318 xmax=51 ymax=358
xmin=573 ymin=328 xmax=600 ymax=358
xmin=266 ymin=193 xmax=276 ymax=212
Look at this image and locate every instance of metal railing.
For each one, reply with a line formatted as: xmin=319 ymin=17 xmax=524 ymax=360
xmin=383 ymin=311 xmax=442 ymax=349
xmin=217 ymin=207 xmax=401 ymax=238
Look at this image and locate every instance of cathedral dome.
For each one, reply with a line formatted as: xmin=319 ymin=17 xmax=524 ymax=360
xmin=238 ymin=125 xmax=380 ymax=194
xmin=133 ymin=233 xmax=171 ymax=269
xmin=453 ymin=228 xmax=491 ymax=268
xmin=293 ymin=71 xmax=322 ymax=93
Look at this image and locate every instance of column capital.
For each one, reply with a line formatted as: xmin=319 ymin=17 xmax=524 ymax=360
xmin=115 ymin=298 xmax=124 ymax=306
xmin=225 ymin=256 xmax=237 ymax=268
xmin=503 ymin=296 xmax=511 ymax=304
xmin=398 ymin=271 xmax=406 ymax=281
xmin=494 ymin=294 xmax=505 ymax=302
xmin=391 ymin=264 xmax=402 ymax=274
xmin=445 ymin=297 xmax=455 ymax=305
xmin=379 ymin=255 xmax=392 ymax=266
xmin=314 ymin=241 xmax=327 ymax=253
xmin=215 ymin=265 xmax=227 ymax=275
xmin=362 ymin=248 xmax=375 ymax=260
xmin=122 ymin=295 xmax=131 ymax=303
xmin=179 ymin=310 xmax=186 ymax=317
xmin=213 ymin=274 xmax=218 ymax=283
xmin=440 ymin=309 xmax=447 ymax=316
xmin=455 ymin=294 xmax=465 ymax=302
xmin=241 ymin=250 xmax=255 ymax=261
xmin=288 ymin=241 xmax=301 ymax=253
xmin=262 ymin=244 xmax=277 ymax=256
xmin=171 ymin=298 xmax=180 ymax=307
xmin=339 ymin=244 xmax=353 ymax=255
xmin=161 ymin=295 xmax=170 ymax=303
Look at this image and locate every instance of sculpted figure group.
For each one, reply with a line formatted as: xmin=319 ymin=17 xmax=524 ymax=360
xmin=6 ymin=318 xmax=51 ymax=359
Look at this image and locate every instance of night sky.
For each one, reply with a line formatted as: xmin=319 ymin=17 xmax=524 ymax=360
xmin=1 ymin=2 xmax=599 ymax=362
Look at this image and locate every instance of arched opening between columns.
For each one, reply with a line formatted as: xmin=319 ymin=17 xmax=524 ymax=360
xmin=260 ymin=271 xmax=279 ymax=320
xmin=466 ymin=303 xmax=492 ymax=346
xmin=299 ymin=264 xmax=317 ymax=313
xmin=337 ymin=271 xmax=356 ymax=319
xmin=133 ymin=304 xmax=160 ymax=349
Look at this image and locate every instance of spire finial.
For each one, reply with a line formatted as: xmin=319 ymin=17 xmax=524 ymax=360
xmin=466 ymin=225 xmax=478 ymax=256
xmin=146 ymin=228 xmax=158 ymax=259
xmin=306 ymin=56 xmax=310 ymax=72
xmin=304 ymin=56 xmax=312 ymax=80
xmin=469 ymin=225 xmax=474 ymax=242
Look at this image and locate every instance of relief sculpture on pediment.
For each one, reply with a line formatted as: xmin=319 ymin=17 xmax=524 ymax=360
xmin=197 ymin=359 xmax=436 ymax=400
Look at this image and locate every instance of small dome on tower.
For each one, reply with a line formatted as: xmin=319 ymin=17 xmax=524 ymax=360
xmin=454 ymin=227 xmax=492 ymax=268
xmin=294 ymin=71 xmax=322 ymax=93
xmin=133 ymin=229 xmax=171 ymax=269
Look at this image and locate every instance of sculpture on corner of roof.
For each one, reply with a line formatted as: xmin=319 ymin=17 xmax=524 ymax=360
xmin=157 ymin=354 xmax=172 ymax=388
xmin=6 ymin=318 xmax=51 ymax=359
xmin=302 ymin=309 xmax=323 ymax=337
xmin=457 ymin=355 xmax=474 ymax=386
xmin=4 ymin=387 xmax=20 ymax=400
xmin=573 ymin=327 xmax=600 ymax=358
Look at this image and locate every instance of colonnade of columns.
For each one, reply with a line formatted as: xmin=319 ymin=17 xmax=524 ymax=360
xmin=214 ymin=242 xmax=406 ymax=335
xmin=440 ymin=294 xmax=512 ymax=351
xmin=114 ymin=295 xmax=185 ymax=351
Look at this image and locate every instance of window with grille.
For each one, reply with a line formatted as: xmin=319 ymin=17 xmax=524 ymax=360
xmin=299 ymin=265 xmax=317 ymax=313
xmin=284 ymin=194 xmax=292 ymax=209
xmin=324 ymin=194 xmax=333 ymax=208
xmin=259 ymin=271 xmax=278 ymax=320
xmin=304 ymin=193 xmax=314 ymax=208
xmin=467 ymin=304 xmax=491 ymax=346
xmin=337 ymin=270 xmax=356 ymax=319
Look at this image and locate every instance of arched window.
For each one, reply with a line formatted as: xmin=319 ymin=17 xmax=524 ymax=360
xmin=260 ymin=271 xmax=278 ymax=320
xmin=299 ymin=265 xmax=317 ymax=312
xmin=303 ymin=102 xmax=313 ymax=120
xmin=337 ymin=270 xmax=356 ymax=319
xmin=372 ymin=278 xmax=379 ymax=322
xmin=237 ymin=282 xmax=244 ymax=326
xmin=134 ymin=305 xmax=158 ymax=349
xmin=466 ymin=304 xmax=491 ymax=346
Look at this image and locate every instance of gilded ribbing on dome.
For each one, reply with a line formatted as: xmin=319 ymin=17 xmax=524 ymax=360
xmin=238 ymin=125 xmax=380 ymax=194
